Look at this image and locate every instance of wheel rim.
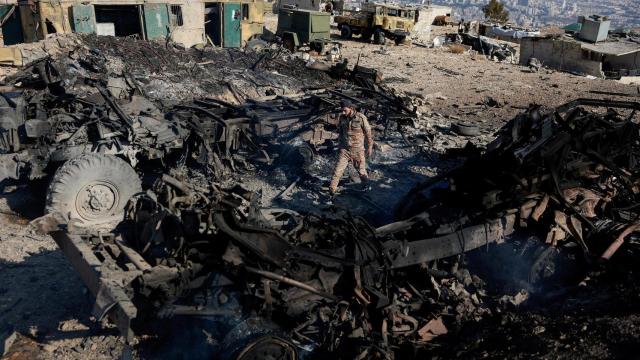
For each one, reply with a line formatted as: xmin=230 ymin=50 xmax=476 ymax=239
xmin=75 ymin=181 xmax=120 ymax=220
xmin=235 ymin=336 xmax=296 ymax=360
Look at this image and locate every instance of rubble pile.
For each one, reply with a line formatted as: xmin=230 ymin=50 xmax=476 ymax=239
xmin=28 ymin=98 xmax=640 ymax=358
xmin=0 ymin=35 xmax=417 ymax=228
xmin=4 ymin=33 xmax=640 ymax=360
xmin=395 ymin=98 xmax=640 ymax=271
xmin=62 ymin=171 xmax=489 ymax=359
xmin=5 ymin=34 xmax=334 ymax=103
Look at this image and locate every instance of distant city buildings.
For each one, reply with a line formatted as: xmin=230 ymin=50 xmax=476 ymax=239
xmin=413 ymin=0 xmax=640 ymax=28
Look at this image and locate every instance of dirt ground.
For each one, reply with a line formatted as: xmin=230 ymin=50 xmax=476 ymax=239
xmin=1 ymin=19 xmax=640 ymax=359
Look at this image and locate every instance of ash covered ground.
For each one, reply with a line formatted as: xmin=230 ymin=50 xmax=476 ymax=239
xmin=1 ymin=22 xmax=640 ymax=360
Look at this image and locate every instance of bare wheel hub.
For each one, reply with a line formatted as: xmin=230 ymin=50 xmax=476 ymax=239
xmin=76 ymin=181 xmax=119 ymax=220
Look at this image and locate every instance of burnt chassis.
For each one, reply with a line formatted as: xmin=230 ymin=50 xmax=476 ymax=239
xmin=0 ymin=85 xmax=414 ymax=182
xmin=47 ymin=214 xmax=517 ymax=347
xmin=41 ymin=98 xmax=640 ymax=354
xmin=0 ymin=84 xmax=415 ymax=229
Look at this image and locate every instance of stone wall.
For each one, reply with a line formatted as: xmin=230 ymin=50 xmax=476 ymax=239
xmin=519 ymin=37 xmax=604 ymax=77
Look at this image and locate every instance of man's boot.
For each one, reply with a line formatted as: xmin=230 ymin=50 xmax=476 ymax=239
xmin=359 ymin=178 xmax=371 ymax=192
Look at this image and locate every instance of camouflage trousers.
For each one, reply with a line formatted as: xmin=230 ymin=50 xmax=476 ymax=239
xmin=330 ymin=148 xmax=368 ymax=194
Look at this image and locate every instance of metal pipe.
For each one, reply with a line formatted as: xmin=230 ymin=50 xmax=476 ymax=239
xmin=245 ymin=266 xmax=339 ymax=302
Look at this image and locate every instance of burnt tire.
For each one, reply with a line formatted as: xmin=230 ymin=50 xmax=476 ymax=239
xmin=247 ymin=39 xmax=269 ymax=53
xmin=374 ymin=30 xmax=386 ymax=45
xmin=45 ymin=153 xmax=141 ymax=226
xmin=340 ymin=25 xmax=352 ymax=39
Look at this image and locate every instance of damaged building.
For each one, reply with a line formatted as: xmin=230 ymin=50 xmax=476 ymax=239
xmin=0 ymin=0 xmax=265 ymax=48
xmin=519 ymin=16 xmax=640 ymax=79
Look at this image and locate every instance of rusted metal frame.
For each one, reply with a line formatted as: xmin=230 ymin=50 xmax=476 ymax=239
xmin=175 ymin=104 xmax=228 ymax=127
xmin=383 ymin=215 xmax=516 ymax=269
xmin=327 ymin=89 xmax=367 ymax=105
xmin=95 ymin=85 xmax=134 ymax=129
xmin=50 ymin=231 xmax=138 ymax=343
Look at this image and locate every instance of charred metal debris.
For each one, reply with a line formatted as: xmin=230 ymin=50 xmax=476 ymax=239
xmin=0 ymin=36 xmax=416 ymax=227
xmin=29 ymin=96 xmax=640 ymax=359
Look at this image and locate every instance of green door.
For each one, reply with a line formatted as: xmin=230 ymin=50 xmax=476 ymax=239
xmin=72 ymin=4 xmax=96 ymax=34
xmin=143 ymin=4 xmax=169 ymax=40
xmin=223 ymin=3 xmax=241 ymax=48
xmin=0 ymin=6 xmax=24 ymax=45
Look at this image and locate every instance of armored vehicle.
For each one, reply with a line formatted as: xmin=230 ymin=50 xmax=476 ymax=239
xmin=334 ymin=2 xmax=417 ymax=45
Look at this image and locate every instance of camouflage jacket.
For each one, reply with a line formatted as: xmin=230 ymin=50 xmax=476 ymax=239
xmin=338 ymin=112 xmax=373 ymax=151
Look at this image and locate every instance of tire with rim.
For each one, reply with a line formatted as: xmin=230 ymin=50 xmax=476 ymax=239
xmin=45 ymin=153 xmax=142 ymax=226
xmin=247 ymin=39 xmax=269 ymax=53
xmin=374 ymin=30 xmax=386 ymax=45
xmin=340 ymin=25 xmax=352 ymax=39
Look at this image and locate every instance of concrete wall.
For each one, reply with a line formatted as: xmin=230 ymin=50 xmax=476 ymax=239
xmin=170 ymin=3 xmax=205 ymax=47
xmin=412 ymin=5 xmax=452 ymax=42
xmin=418 ymin=5 xmax=451 ymax=26
xmin=519 ymin=37 xmax=604 ymax=77
xmin=604 ymin=51 xmax=640 ymax=73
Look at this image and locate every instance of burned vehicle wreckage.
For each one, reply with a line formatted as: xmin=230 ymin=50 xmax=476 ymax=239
xmin=29 ymin=94 xmax=640 ymax=359
xmin=0 ymin=43 xmax=413 ymax=227
xmin=3 ymin=35 xmax=640 ymax=359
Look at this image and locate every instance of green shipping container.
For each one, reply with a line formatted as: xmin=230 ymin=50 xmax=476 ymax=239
xmin=277 ymin=9 xmax=330 ymax=44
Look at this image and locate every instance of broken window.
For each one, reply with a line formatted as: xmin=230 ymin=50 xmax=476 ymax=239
xmin=94 ymin=5 xmax=143 ymax=37
xmin=376 ymin=7 xmax=383 ymax=15
xmin=387 ymin=8 xmax=398 ymax=16
xmin=242 ymin=4 xmax=249 ymax=21
xmin=170 ymin=5 xmax=184 ymax=27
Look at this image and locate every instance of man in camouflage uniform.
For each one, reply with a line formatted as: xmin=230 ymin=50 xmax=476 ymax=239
xmin=329 ymin=101 xmax=374 ymax=196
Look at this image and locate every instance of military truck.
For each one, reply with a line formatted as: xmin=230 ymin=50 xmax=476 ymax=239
xmin=334 ymin=2 xmax=417 ymax=45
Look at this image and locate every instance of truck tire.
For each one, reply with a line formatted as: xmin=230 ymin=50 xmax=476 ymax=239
xmin=340 ymin=25 xmax=352 ymax=40
xmin=394 ymin=36 xmax=406 ymax=45
xmin=45 ymin=153 xmax=142 ymax=226
xmin=374 ymin=30 xmax=386 ymax=45
xmin=247 ymin=39 xmax=269 ymax=52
